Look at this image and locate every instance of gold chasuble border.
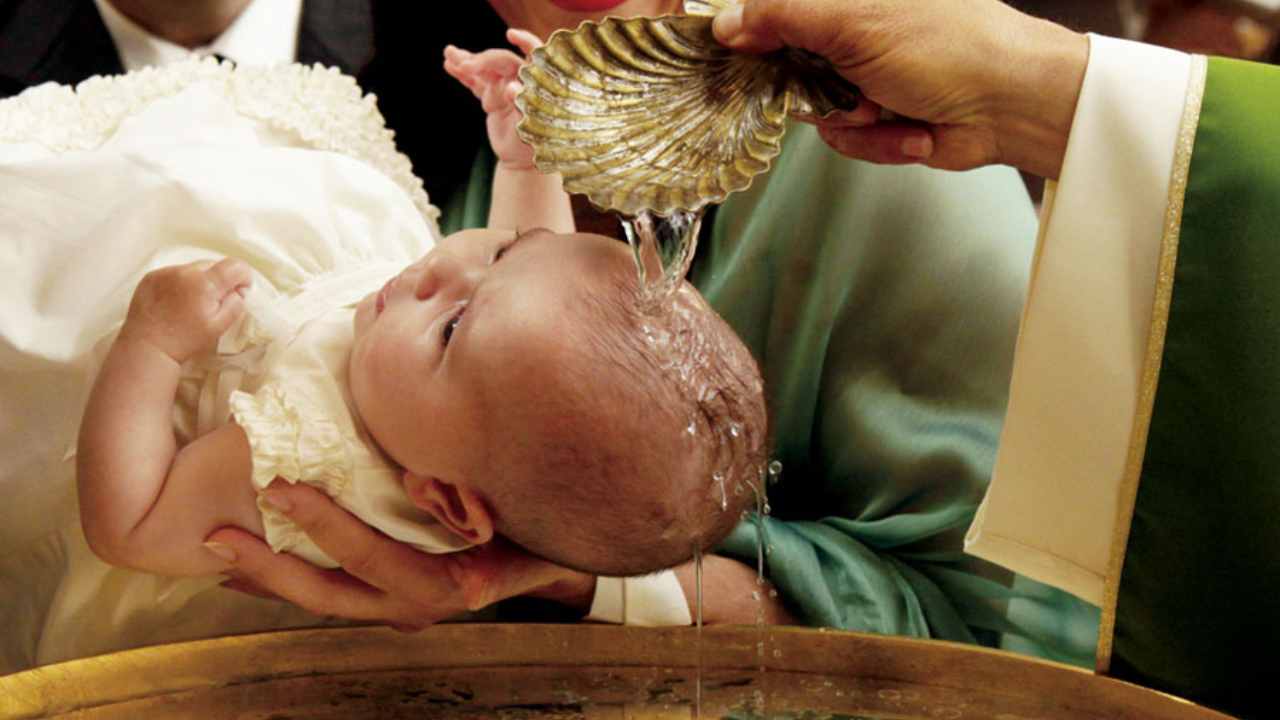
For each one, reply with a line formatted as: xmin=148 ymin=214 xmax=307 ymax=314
xmin=1095 ymin=53 xmax=1208 ymax=674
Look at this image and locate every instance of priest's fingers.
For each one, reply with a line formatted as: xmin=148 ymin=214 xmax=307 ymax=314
xmin=794 ymin=99 xmax=881 ymax=128
xmin=817 ymin=122 xmax=934 ymax=165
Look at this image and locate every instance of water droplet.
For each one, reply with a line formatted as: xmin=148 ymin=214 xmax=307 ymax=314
xmin=768 ymin=589 xmax=778 ymax=598
xmin=728 ymin=422 xmax=742 ymax=438
xmin=685 ymin=420 xmax=696 ymax=436
xmin=768 ymin=460 xmax=783 ymax=476
xmin=756 ymin=576 xmax=766 ymax=586
xmin=762 ymin=503 xmax=772 ymax=514
xmin=751 ymin=591 xmax=760 ymax=601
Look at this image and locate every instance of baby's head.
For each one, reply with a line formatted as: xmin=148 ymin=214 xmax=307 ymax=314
xmin=349 ymin=228 xmax=766 ymax=576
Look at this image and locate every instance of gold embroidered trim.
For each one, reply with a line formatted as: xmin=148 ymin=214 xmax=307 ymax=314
xmin=1096 ymin=54 xmax=1208 ymax=674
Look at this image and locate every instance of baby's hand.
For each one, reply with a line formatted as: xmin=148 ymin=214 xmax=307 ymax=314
xmin=444 ymin=29 xmax=542 ymax=170
xmin=119 ymin=258 xmax=251 ymax=365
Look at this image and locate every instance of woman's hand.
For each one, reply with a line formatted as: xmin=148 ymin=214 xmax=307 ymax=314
xmin=711 ymin=0 xmax=1089 ymax=179
xmin=444 ymin=29 xmax=543 ymax=171
xmin=205 ymin=480 xmax=596 ymax=630
xmin=672 ymin=554 xmax=797 ymax=626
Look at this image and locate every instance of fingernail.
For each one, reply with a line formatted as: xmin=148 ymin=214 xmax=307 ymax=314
xmin=262 ymin=491 xmax=292 ymax=513
xmin=901 ymin=135 xmax=933 ymax=159
xmin=711 ymin=5 xmax=744 ymax=43
xmin=204 ymin=541 xmax=237 ymax=563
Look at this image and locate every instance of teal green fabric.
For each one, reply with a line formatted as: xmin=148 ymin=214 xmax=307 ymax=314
xmin=1113 ymin=57 xmax=1280 ymax=719
xmin=440 ymin=146 xmax=496 ymax=235
xmin=696 ymin=125 xmax=1096 ymax=665
xmin=452 ymin=125 xmax=1098 ymax=667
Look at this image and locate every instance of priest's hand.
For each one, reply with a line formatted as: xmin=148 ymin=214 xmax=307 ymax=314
xmin=711 ymin=0 xmax=1089 ymax=179
xmin=205 ymin=480 xmax=597 ymax=631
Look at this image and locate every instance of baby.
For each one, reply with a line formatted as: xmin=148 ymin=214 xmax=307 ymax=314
xmin=75 ymin=33 xmax=767 ymax=582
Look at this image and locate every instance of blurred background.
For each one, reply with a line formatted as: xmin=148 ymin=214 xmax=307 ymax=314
xmin=1008 ymin=0 xmax=1279 ymax=203
xmin=1010 ymin=0 xmax=1278 ymax=57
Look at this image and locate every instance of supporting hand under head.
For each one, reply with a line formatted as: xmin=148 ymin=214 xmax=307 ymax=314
xmin=207 ymin=480 xmax=598 ymax=631
xmin=711 ymin=0 xmax=1090 ymax=179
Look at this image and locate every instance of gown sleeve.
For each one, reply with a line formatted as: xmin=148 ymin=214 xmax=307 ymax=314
xmin=229 ymin=382 xmax=353 ymax=568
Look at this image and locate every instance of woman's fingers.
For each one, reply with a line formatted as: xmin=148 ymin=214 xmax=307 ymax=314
xmin=206 ymin=526 xmax=397 ymax=621
xmin=219 ymin=577 xmax=282 ymax=601
xmin=256 ymin=481 xmax=458 ymax=596
xmin=204 ymin=484 xmax=585 ymax=627
xmin=450 ymin=538 xmax=585 ymax=611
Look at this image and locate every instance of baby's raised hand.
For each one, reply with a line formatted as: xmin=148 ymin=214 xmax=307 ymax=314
xmin=443 ymin=29 xmax=542 ymax=170
xmin=120 ymin=258 xmax=251 ymax=365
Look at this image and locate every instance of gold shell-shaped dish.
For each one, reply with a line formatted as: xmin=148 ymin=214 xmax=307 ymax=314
xmin=516 ymin=9 xmax=860 ymax=216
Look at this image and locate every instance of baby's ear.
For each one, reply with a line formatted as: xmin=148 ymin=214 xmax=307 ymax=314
xmin=402 ymin=472 xmax=495 ymax=546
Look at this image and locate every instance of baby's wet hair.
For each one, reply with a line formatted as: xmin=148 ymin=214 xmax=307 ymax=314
xmin=482 ymin=259 xmax=767 ymax=577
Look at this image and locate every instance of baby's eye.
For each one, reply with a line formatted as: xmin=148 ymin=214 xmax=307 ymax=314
xmin=442 ymin=306 xmax=466 ymax=348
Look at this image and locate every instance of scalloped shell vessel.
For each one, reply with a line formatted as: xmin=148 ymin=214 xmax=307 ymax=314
xmin=515 ymin=2 xmax=860 ymax=216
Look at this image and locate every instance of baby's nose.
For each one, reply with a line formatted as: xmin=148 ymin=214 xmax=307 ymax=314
xmin=413 ymin=252 xmax=480 ymax=301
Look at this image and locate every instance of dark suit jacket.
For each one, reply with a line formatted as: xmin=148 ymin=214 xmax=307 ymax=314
xmin=0 ymin=0 xmax=507 ymax=206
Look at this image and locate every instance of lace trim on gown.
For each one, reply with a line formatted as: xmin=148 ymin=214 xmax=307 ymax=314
xmin=229 ymin=384 xmax=353 ymax=555
xmin=0 ymin=58 xmax=439 ymax=225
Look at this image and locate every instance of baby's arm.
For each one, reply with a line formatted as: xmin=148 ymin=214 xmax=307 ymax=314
xmin=77 ymin=259 xmax=263 ymax=576
xmin=444 ymin=29 xmax=574 ymax=234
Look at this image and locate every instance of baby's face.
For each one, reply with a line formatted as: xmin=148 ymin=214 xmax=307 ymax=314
xmin=348 ymin=227 xmax=629 ymax=483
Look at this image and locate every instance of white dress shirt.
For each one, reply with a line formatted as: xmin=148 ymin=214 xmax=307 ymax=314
xmin=93 ymin=0 xmax=303 ymax=70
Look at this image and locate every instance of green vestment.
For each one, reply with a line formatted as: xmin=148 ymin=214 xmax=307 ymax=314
xmin=446 ymin=125 xmax=1099 ymax=667
xmin=1110 ymin=57 xmax=1280 ymax=719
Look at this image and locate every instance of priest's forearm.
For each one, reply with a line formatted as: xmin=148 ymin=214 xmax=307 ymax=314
xmin=991 ymin=13 xmax=1090 ymax=180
